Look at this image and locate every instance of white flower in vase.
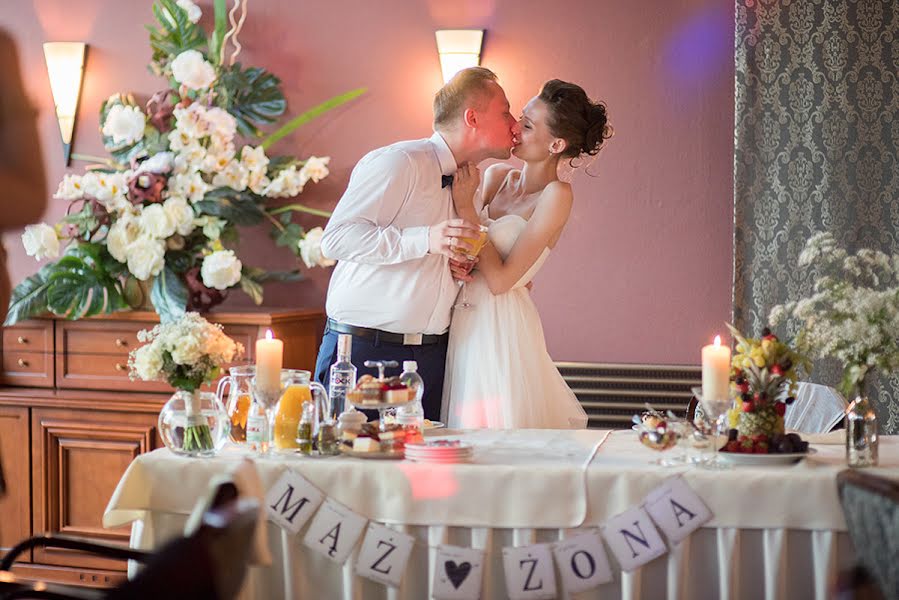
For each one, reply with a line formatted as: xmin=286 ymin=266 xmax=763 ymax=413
xmin=212 ymin=160 xmax=249 ymax=191
xmin=138 ymin=152 xmax=175 ymax=174
xmin=175 ymin=0 xmax=202 ymax=23
xmin=139 ymin=203 xmax=176 ymax=239
xmin=163 ymin=197 xmax=196 ymax=236
xmin=205 ymin=107 xmax=238 ymax=140
xmin=102 ymin=104 xmax=147 ymax=145
xmin=54 ymin=174 xmax=86 ymax=200
xmin=169 ymin=171 xmax=208 ymax=204
xmin=127 ymin=237 xmax=166 ymax=281
xmin=193 ymin=216 xmax=226 ymax=241
xmin=171 ymin=50 xmax=216 ymax=91
xmin=240 ymin=145 xmax=269 ymax=173
xmin=298 ymin=227 xmax=335 ymax=269
xmin=22 ymin=223 xmax=60 ymax=260
xmin=300 ymin=156 xmax=331 ymax=183
xmin=201 ymin=250 xmax=242 ymax=289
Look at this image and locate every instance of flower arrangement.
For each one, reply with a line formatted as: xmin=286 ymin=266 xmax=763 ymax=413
xmin=7 ymin=0 xmax=363 ymax=325
xmin=129 ymin=312 xmax=243 ymax=452
xmin=769 ymin=232 xmax=899 ymax=398
xmin=723 ymin=323 xmax=809 ymax=453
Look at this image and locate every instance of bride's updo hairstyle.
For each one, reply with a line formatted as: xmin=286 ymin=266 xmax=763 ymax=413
xmin=538 ymin=79 xmax=612 ymax=162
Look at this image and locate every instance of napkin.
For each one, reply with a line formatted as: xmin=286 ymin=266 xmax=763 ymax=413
xmin=789 ymin=429 xmax=845 ymax=445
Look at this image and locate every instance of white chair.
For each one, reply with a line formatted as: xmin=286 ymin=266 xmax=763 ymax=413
xmin=785 ymin=382 xmax=848 ymax=433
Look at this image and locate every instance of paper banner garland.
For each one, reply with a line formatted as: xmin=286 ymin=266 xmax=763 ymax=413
xmin=432 ymin=545 xmax=486 ymax=600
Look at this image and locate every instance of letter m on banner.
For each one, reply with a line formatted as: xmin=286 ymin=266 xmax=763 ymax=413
xmin=264 ymin=471 xmax=325 ymax=534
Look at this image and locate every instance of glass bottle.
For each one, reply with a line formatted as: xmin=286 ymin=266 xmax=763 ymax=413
xmin=297 ymin=400 xmax=315 ymax=455
xmin=846 ymin=384 xmax=878 ymax=467
xmin=329 ymin=334 xmax=357 ymax=418
xmin=245 ymin=396 xmax=267 ymax=453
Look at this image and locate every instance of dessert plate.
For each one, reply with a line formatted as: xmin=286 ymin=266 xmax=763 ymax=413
xmin=339 ymin=447 xmax=405 ymax=460
xmin=717 ymin=448 xmax=817 ymax=465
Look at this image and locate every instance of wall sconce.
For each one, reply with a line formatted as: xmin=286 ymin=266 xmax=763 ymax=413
xmin=435 ymin=30 xmax=484 ymax=84
xmin=43 ymin=42 xmax=87 ymax=166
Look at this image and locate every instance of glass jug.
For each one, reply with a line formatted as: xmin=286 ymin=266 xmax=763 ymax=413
xmin=273 ymin=369 xmax=329 ymax=451
xmin=216 ymin=365 xmax=257 ymax=444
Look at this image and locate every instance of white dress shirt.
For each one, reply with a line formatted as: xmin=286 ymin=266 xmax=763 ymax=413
xmin=321 ymin=132 xmax=459 ymax=335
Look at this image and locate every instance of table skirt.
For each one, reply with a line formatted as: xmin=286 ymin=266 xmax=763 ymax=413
xmin=131 ymin=513 xmax=856 ymax=600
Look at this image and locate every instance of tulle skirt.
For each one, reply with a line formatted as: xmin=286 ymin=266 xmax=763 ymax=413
xmin=442 ymin=274 xmax=588 ymax=430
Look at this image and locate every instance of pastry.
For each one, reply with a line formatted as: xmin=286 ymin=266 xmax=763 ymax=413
xmin=353 ymin=435 xmax=381 ymax=452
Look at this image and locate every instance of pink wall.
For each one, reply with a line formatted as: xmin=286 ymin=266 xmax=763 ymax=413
xmin=2 ymin=0 xmax=734 ymax=365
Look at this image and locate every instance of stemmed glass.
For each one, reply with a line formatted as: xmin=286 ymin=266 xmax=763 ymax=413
xmin=453 ymin=226 xmax=489 ymax=310
xmin=691 ymin=387 xmax=732 ymax=470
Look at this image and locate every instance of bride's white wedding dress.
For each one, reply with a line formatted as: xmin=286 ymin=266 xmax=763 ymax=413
xmin=442 ymin=211 xmax=588 ymax=429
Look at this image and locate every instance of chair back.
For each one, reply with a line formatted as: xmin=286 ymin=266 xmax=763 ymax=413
xmin=785 ymin=382 xmax=847 ymax=433
xmin=836 ymin=469 xmax=899 ymax=600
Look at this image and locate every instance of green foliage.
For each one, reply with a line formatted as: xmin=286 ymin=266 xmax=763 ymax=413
xmin=261 ymin=87 xmax=367 ymax=149
xmin=4 ymin=264 xmax=54 ymax=326
xmin=239 ymin=266 xmax=304 ymax=305
xmin=44 ymin=244 xmax=128 ymax=320
xmin=207 ymin=0 xmax=228 ymax=65
xmin=147 ymin=0 xmax=206 ymax=67
xmin=217 ymin=63 xmax=286 ymax=137
xmin=62 ymin=203 xmax=100 ymax=240
xmin=151 ymin=266 xmax=188 ymax=322
xmin=194 ymin=187 xmax=265 ymax=226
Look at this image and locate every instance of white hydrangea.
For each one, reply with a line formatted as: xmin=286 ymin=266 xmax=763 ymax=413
xmin=102 ymin=104 xmax=146 ymax=145
xmin=298 ymin=227 xmax=335 ymax=269
xmin=126 ymin=237 xmax=166 ymax=281
xmin=201 ymin=250 xmax=242 ymax=290
xmin=139 ymin=203 xmax=176 ymax=239
xmin=171 ymin=50 xmax=216 ymax=90
xmin=300 ymin=156 xmax=330 ymax=183
xmin=176 ymin=0 xmax=202 ymax=22
xmin=54 ymin=174 xmax=86 ymax=200
xmin=163 ymin=197 xmax=196 ymax=236
xmin=22 ymin=223 xmax=60 ymax=260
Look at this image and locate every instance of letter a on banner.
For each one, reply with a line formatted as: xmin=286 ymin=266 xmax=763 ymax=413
xmin=355 ymin=522 xmax=415 ymax=588
xmin=644 ymin=476 xmax=712 ymax=544
xmin=264 ymin=470 xmax=324 ymax=534
xmin=303 ymin=498 xmax=367 ymax=564
xmin=501 ymin=544 xmax=556 ymax=600
xmin=552 ymin=530 xmax=613 ymax=594
xmin=602 ymin=506 xmax=667 ymax=571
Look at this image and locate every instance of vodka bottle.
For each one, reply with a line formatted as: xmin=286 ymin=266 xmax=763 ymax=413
xmin=329 ymin=334 xmax=356 ymax=417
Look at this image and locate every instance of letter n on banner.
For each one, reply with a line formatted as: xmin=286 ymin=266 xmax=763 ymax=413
xmin=602 ymin=506 xmax=667 ymax=571
xmin=303 ymin=498 xmax=367 ymax=564
xmin=552 ymin=529 xmax=613 ymax=594
xmin=501 ymin=544 xmax=556 ymax=600
xmin=644 ymin=476 xmax=712 ymax=544
xmin=264 ymin=470 xmax=324 ymax=534
xmin=355 ymin=522 xmax=415 ymax=588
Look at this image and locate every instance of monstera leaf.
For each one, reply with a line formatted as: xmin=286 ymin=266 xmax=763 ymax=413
xmin=217 ymin=63 xmax=286 ymax=137
xmin=194 ymin=187 xmax=265 ymax=226
xmin=147 ymin=0 xmax=206 ymax=66
xmin=44 ymin=244 xmax=127 ymax=319
xmin=151 ymin=266 xmax=188 ymax=323
xmin=4 ymin=264 xmax=54 ymax=326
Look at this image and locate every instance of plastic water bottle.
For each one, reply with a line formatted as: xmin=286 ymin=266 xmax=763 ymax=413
xmin=397 ymin=361 xmax=425 ymax=440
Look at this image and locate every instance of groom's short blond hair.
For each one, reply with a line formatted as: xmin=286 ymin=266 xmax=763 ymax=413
xmin=433 ymin=67 xmax=499 ymax=130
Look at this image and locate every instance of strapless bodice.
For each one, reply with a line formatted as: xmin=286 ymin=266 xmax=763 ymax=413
xmin=484 ymin=213 xmax=550 ymax=289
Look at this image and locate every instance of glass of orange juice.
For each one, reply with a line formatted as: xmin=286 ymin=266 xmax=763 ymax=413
xmin=273 ymin=369 xmax=329 ymax=451
xmin=453 ymin=225 xmax=489 ymax=310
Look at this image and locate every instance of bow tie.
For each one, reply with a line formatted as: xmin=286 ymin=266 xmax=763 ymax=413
xmin=441 ymin=174 xmax=454 ymax=189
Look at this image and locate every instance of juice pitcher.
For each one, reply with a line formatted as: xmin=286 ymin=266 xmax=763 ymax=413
xmin=273 ymin=369 xmax=329 ymax=450
xmin=216 ymin=365 xmax=256 ymax=444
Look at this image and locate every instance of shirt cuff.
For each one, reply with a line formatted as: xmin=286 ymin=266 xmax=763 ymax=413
xmin=402 ymin=225 xmax=430 ymax=259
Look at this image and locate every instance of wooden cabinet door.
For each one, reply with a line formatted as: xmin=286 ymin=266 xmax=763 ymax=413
xmin=0 ymin=405 xmax=30 ymax=556
xmin=31 ymin=407 xmax=158 ymax=570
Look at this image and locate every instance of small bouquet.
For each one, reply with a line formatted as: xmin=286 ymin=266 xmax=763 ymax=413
xmin=129 ymin=312 xmax=243 ymax=452
xmin=724 ymin=323 xmax=810 ymax=453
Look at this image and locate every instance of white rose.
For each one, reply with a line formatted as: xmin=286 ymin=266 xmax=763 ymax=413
xmin=300 ymin=156 xmax=330 ymax=184
xmin=54 ymin=174 xmax=85 ymax=200
xmin=170 ymin=50 xmax=216 ymax=91
xmin=138 ymin=152 xmax=174 ymax=174
xmin=126 ymin=237 xmax=166 ymax=281
xmin=205 ymin=107 xmax=237 ymax=140
xmin=102 ymin=104 xmax=146 ymax=145
xmin=176 ymin=0 xmax=202 ymax=23
xmin=22 ymin=223 xmax=60 ymax=260
xmin=139 ymin=203 xmax=176 ymax=239
xmin=163 ymin=197 xmax=196 ymax=236
xmin=201 ymin=250 xmax=242 ymax=290
xmin=298 ymin=227 xmax=335 ymax=269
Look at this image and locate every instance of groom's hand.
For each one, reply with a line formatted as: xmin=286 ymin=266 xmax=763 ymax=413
xmin=428 ymin=218 xmax=480 ymax=258
xmin=450 ymin=256 xmax=477 ymax=282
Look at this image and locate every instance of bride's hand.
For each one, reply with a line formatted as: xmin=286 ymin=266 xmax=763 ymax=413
xmin=451 ymin=163 xmax=480 ymax=221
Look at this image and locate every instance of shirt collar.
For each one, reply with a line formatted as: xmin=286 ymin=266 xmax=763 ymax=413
xmin=430 ymin=131 xmax=458 ymax=177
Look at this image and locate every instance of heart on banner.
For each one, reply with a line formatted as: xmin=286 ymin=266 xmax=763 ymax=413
xmin=445 ymin=560 xmax=471 ymax=589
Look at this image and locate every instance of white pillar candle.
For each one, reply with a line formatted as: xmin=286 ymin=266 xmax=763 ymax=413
xmin=255 ymin=329 xmax=283 ymax=395
xmin=701 ymin=335 xmax=731 ymax=402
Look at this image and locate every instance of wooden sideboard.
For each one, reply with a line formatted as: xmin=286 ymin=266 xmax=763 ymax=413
xmin=0 ymin=308 xmax=324 ymax=587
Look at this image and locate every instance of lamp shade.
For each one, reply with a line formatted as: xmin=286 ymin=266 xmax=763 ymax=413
xmin=435 ymin=30 xmax=484 ymax=84
xmin=43 ymin=42 xmax=86 ymax=165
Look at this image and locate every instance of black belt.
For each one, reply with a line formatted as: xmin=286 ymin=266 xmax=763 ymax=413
xmin=327 ymin=319 xmax=448 ymax=346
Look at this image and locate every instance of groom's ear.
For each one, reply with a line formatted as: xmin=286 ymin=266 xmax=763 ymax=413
xmin=462 ymin=107 xmax=478 ymax=129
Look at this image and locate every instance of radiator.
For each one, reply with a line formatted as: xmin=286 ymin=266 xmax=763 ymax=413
xmin=556 ymin=362 xmax=702 ymax=429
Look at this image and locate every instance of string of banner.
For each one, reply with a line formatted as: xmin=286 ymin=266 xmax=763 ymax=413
xmin=264 ymin=470 xmax=712 ymax=600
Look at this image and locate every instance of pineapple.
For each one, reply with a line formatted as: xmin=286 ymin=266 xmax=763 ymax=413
xmin=737 ymin=403 xmax=784 ymax=438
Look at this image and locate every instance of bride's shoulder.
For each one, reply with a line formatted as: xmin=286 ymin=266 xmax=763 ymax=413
xmin=539 ymin=180 xmax=573 ymax=205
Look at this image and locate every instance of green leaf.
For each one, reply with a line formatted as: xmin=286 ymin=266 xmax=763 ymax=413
xmin=261 ymin=87 xmax=367 ymax=150
xmin=243 ymin=266 xmax=304 ymax=283
xmin=208 ymin=0 xmax=228 ymax=65
xmin=44 ymin=244 xmax=127 ymax=319
xmin=216 ymin=63 xmax=286 ymax=137
xmin=194 ymin=188 xmax=265 ymax=226
xmin=151 ymin=266 xmax=188 ymax=323
xmin=148 ymin=0 xmax=206 ymax=66
xmin=239 ymin=277 xmax=264 ymax=305
xmin=273 ymin=223 xmax=304 ymax=250
xmin=4 ymin=264 xmax=55 ymax=326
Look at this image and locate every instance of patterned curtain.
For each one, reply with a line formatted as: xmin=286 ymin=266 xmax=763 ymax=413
xmin=733 ymin=0 xmax=899 ymax=433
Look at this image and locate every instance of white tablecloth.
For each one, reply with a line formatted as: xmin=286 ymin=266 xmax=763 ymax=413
xmin=104 ymin=430 xmax=899 ymax=599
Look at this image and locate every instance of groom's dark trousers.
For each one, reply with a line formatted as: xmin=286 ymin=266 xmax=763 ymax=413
xmin=314 ymin=319 xmax=449 ymax=421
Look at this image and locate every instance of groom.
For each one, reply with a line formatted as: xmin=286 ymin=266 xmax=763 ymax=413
xmin=314 ymin=67 xmax=519 ymax=420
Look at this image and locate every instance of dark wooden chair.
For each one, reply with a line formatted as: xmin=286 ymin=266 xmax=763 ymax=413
xmin=0 ymin=482 xmax=258 ymax=600
xmin=834 ymin=469 xmax=899 ymax=600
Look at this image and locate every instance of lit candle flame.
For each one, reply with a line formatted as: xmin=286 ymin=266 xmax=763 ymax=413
xmin=713 ymin=335 xmax=721 ymax=347
xmin=265 ymin=328 xmax=273 ymax=340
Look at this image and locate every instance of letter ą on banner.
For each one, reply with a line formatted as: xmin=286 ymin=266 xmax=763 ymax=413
xmin=303 ymin=498 xmax=368 ymax=564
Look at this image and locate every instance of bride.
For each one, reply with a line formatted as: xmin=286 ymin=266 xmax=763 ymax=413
xmin=442 ymin=79 xmax=611 ymax=429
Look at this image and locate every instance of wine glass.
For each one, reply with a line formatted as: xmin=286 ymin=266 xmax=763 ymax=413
xmin=453 ymin=226 xmax=489 ymax=310
xmin=691 ymin=387 xmax=732 ymax=470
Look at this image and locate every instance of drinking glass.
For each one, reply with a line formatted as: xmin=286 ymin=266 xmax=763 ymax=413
xmin=453 ymin=226 xmax=489 ymax=310
xmin=691 ymin=387 xmax=732 ymax=470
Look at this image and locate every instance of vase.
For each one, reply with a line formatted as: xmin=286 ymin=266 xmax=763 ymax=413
xmin=158 ymin=389 xmax=229 ymax=457
xmin=845 ymin=383 xmax=878 ymax=468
